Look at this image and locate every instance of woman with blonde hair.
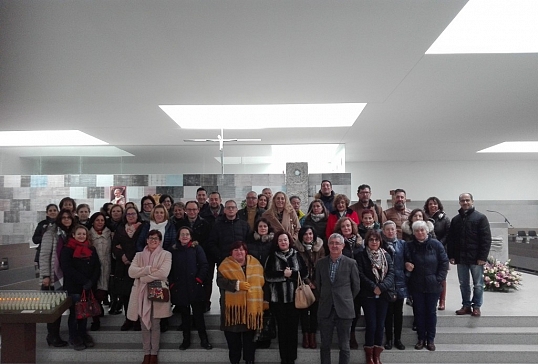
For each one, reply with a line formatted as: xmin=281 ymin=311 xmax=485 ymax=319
xmin=262 ymin=192 xmax=300 ymax=242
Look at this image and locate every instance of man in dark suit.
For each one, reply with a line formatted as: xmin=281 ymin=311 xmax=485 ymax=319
xmin=316 ymin=233 xmax=360 ymax=364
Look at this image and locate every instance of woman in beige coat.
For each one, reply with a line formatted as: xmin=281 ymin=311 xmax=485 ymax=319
xmin=262 ymin=191 xmax=300 ymax=242
xmin=127 ymin=229 xmax=172 ymax=364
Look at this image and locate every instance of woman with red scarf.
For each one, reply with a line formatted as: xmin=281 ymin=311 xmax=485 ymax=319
xmin=60 ymin=225 xmax=101 ymax=351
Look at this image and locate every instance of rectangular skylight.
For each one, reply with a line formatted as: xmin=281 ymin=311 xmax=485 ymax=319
xmin=426 ymin=0 xmax=538 ymax=54
xmin=0 ymin=130 xmax=108 ymax=147
xmin=477 ymin=141 xmax=538 ymax=153
xmin=159 ymin=103 xmax=366 ymax=129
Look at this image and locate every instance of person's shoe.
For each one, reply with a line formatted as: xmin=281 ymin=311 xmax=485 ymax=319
xmin=384 ymin=340 xmax=393 ymax=350
xmin=90 ymin=321 xmax=100 ymax=331
xmin=471 ymin=307 xmax=481 ymax=317
xmin=121 ymin=319 xmax=134 ymax=331
xmin=82 ymin=334 xmax=95 ymax=348
xmin=70 ymin=337 xmax=86 ymax=351
xmin=394 ymin=339 xmax=406 ymax=350
xmin=349 ymin=331 xmax=359 ymax=349
xmin=46 ymin=334 xmax=68 ymax=347
xmin=455 ymin=306 xmax=472 ymax=315
xmin=133 ymin=319 xmax=142 ymax=331
xmin=149 ymin=354 xmax=158 ymax=364
xmin=200 ymin=338 xmax=213 ymax=350
xmin=179 ymin=340 xmax=190 ymax=350
xmin=426 ymin=342 xmax=436 ymax=351
xmin=141 ymin=354 xmax=151 ymax=364
xmin=302 ymin=333 xmax=309 ymax=348
xmin=414 ymin=340 xmax=425 ymax=350
xmin=309 ymin=333 xmax=317 ymax=349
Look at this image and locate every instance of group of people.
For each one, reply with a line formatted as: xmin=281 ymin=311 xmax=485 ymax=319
xmin=34 ymin=182 xmax=491 ymax=364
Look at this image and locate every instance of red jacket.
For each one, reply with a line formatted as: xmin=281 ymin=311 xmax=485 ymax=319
xmin=325 ymin=209 xmax=360 ymax=239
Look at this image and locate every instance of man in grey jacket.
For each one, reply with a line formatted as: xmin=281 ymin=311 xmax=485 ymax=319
xmin=316 ymin=233 xmax=360 ymax=364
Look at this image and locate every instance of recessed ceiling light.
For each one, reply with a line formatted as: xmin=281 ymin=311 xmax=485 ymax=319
xmin=426 ymin=0 xmax=538 ymax=54
xmin=0 ymin=130 xmax=108 ymax=147
xmin=159 ymin=103 xmax=366 ymax=129
xmin=477 ymin=141 xmax=538 ymax=153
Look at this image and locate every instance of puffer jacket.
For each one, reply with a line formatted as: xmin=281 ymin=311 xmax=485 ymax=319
xmin=428 ymin=210 xmax=451 ymax=248
xmin=264 ymin=248 xmax=308 ymax=304
xmin=169 ymin=241 xmax=208 ymax=306
xmin=246 ymin=231 xmax=274 ymax=267
xmin=207 ymin=216 xmax=250 ymax=264
xmin=382 ymin=237 xmax=408 ymax=299
xmin=405 ymin=237 xmax=448 ymax=294
xmin=39 ymin=225 xmax=69 ymax=288
xmin=447 ymin=207 xmax=492 ymax=264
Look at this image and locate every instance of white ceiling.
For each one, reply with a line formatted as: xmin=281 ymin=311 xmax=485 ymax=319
xmin=1 ymin=0 xmax=538 ymax=167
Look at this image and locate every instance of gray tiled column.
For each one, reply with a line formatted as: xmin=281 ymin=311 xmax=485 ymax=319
xmin=286 ymin=162 xmax=309 ymax=212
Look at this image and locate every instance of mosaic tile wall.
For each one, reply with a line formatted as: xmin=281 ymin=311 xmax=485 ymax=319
xmin=0 ymin=173 xmax=351 ymax=246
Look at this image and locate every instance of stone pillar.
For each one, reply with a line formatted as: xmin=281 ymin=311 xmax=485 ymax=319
xmin=286 ymin=163 xmax=309 ymax=213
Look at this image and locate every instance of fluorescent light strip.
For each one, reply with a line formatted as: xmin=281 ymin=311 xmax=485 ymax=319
xmin=477 ymin=141 xmax=538 ymax=153
xmin=159 ymin=103 xmax=366 ymax=129
xmin=0 ymin=130 xmax=108 ymax=147
xmin=427 ymin=0 xmax=538 ymax=54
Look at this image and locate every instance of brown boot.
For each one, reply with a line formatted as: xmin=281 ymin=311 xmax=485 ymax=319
xmin=302 ymin=333 xmax=309 ymax=348
xmin=141 ymin=355 xmax=150 ymax=364
xmin=309 ymin=332 xmax=317 ymax=349
xmin=438 ymin=280 xmax=446 ymax=310
xmin=373 ymin=345 xmax=384 ymax=364
xmin=363 ymin=346 xmax=375 ymax=364
xmin=149 ymin=355 xmax=158 ymax=364
xmin=349 ymin=331 xmax=358 ymax=349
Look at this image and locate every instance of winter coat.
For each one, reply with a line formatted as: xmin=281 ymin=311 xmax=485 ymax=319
xmin=246 ymin=231 xmax=274 ymax=267
xmin=199 ymin=204 xmax=224 ymax=227
xmin=447 ymin=207 xmax=492 ymax=264
xmin=405 ymin=237 xmax=448 ymax=294
xmin=325 ymin=209 xmax=360 ymax=239
xmin=294 ymin=237 xmax=325 ymax=296
xmin=264 ymin=248 xmax=308 ymax=304
xmin=355 ymin=249 xmax=395 ymax=299
xmin=358 ymin=222 xmax=381 ymax=240
xmin=315 ymin=191 xmax=336 ymax=213
xmin=237 ymin=207 xmax=265 ymax=230
xmin=60 ymin=245 xmax=101 ymax=295
xmin=262 ymin=209 xmax=300 ymax=243
xmin=175 ymin=216 xmax=212 ymax=252
xmin=32 ymin=218 xmax=55 ymax=246
xmin=112 ymin=223 xmax=144 ymax=279
xmin=401 ymin=220 xmax=436 ymax=242
xmin=39 ymin=225 xmax=69 ymax=288
xmin=349 ymin=200 xmax=385 ymax=224
xmin=207 ymin=216 xmax=250 ymax=264
xmin=383 ymin=207 xmax=412 ymax=240
xmin=89 ymin=227 xmax=112 ymax=291
xmin=302 ymin=215 xmax=329 ymax=252
xmin=342 ymin=234 xmax=364 ymax=259
xmin=382 ymin=238 xmax=408 ymax=299
xmin=137 ymin=220 xmax=176 ymax=252
xmin=429 ymin=210 xmax=451 ymax=248
xmin=169 ymin=241 xmax=208 ymax=306
xmin=127 ymin=248 xmax=172 ymax=321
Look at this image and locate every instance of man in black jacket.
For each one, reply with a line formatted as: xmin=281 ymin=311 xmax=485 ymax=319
xmin=447 ymin=193 xmax=491 ymax=317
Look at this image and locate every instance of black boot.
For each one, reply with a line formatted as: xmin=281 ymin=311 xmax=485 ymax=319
xmin=199 ymin=332 xmax=213 ymax=350
xmin=46 ymin=318 xmax=67 ymax=347
xmin=179 ymin=331 xmax=191 ymax=350
xmin=384 ymin=339 xmax=393 ymax=350
xmin=160 ymin=318 xmax=169 ymax=333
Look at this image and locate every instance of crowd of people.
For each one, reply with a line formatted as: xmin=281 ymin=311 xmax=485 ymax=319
xmin=34 ymin=183 xmax=491 ymax=364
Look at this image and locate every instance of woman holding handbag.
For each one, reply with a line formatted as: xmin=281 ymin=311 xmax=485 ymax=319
xmin=127 ymin=229 xmax=172 ymax=364
xmin=265 ymin=231 xmax=308 ymax=364
xmin=294 ymin=225 xmax=325 ymax=349
xmin=60 ymin=225 xmax=101 ymax=351
xmin=169 ymin=226 xmax=213 ymax=350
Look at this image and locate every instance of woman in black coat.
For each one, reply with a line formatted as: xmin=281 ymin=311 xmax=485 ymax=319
xmin=405 ymin=220 xmax=448 ymax=352
xmin=356 ymin=229 xmax=395 ymax=364
xmin=60 ymin=225 xmax=101 ymax=350
xmin=169 ymin=226 xmax=212 ymax=350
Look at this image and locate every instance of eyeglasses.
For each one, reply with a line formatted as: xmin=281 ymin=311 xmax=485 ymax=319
xmin=225 ymin=206 xmax=237 ymax=210
xmin=147 ymin=237 xmax=160 ymax=242
xmin=179 ymin=233 xmax=191 ymax=237
xmin=186 ymin=208 xmax=198 ymax=212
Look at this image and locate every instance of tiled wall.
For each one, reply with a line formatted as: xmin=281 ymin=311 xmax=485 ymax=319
xmin=0 ymin=173 xmax=351 ymax=246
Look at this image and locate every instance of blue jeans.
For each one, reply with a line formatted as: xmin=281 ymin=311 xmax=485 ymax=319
xmin=360 ymin=297 xmax=389 ymax=347
xmin=68 ymin=293 xmax=88 ymax=341
xmin=457 ymin=264 xmax=484 ymax=308
xmin=411 ymin=291 xmax=438 ymax=343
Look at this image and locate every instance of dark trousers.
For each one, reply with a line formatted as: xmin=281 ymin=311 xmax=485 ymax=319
xmin=224 ymin=330 xmax=256 ymax=363
xmin=384 ymin=298 xmax=404 ymax=341
xmin=361 ymin=296 xmax=389 ymax=347
xmin=299 ymin=301 xmax=319 ymax=333
xmin=350 ymin=295 xmax=362 ymax=333
xmin=271 ymin=302 xmax=300 ymax=362
xmin=412 ymin=291 xmax=438 ymax=343
xmin=178 ymin=301 xmax=207 ymax=339
xmin=67 ymin=293 xmax=88 ymax=341
xmin=319 ymin=306 xmax=352 ymax=364
xmin=41 ymin=284 xmax=62 ymax=337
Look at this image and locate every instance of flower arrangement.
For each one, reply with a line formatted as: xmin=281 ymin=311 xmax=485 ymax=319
xmin=483 ymin=257 xmax=522 ymax=292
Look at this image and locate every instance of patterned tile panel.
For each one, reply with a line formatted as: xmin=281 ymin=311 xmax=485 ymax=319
xmin=201 ymin=174 xmax=218 ymax=186
xmin=4 ymin=211 xmax=20 ymax=223
xmin=69 ymin=187 xmax=87 ymax=199
xmin=21 ymin=175 xmax=31 ymax=187
xmin=234 ymin=174 xmax=252 ymax=186
xmin=47 ymin=175 xmax=65 ymax=187
xmin=114 ymin=175 xmax=149 ymax=187
xmin=96 ymin=175 xmax=114 ymax=187
xmin=183 ymin=174 xmax=201 ymax=186
xmin=0 ymin=222 xmax=13 ymax=235
xmin=31 ymin=175 xmax=48 ymax=187
xmin=165 ymin=175 xmax=183 ymax=186
xmin=65 ymin=175 xmax=97 ymax=187
xmin=19 ymin=211 xmax=37 ymax=224
xmin=217 ymin=174 xmax=235 ymax=186
xmin=3 ymin=175 xmax=21 ymax=188
xmin=87 ymin=187 xmax=105 ymax=199
xmin=155 ymin=186 xmax=184 ymax=200
xmin=149 ymin=174 xmax=167 ymax=186
xmin=0 ymin=188 xmax=13 ymax=199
